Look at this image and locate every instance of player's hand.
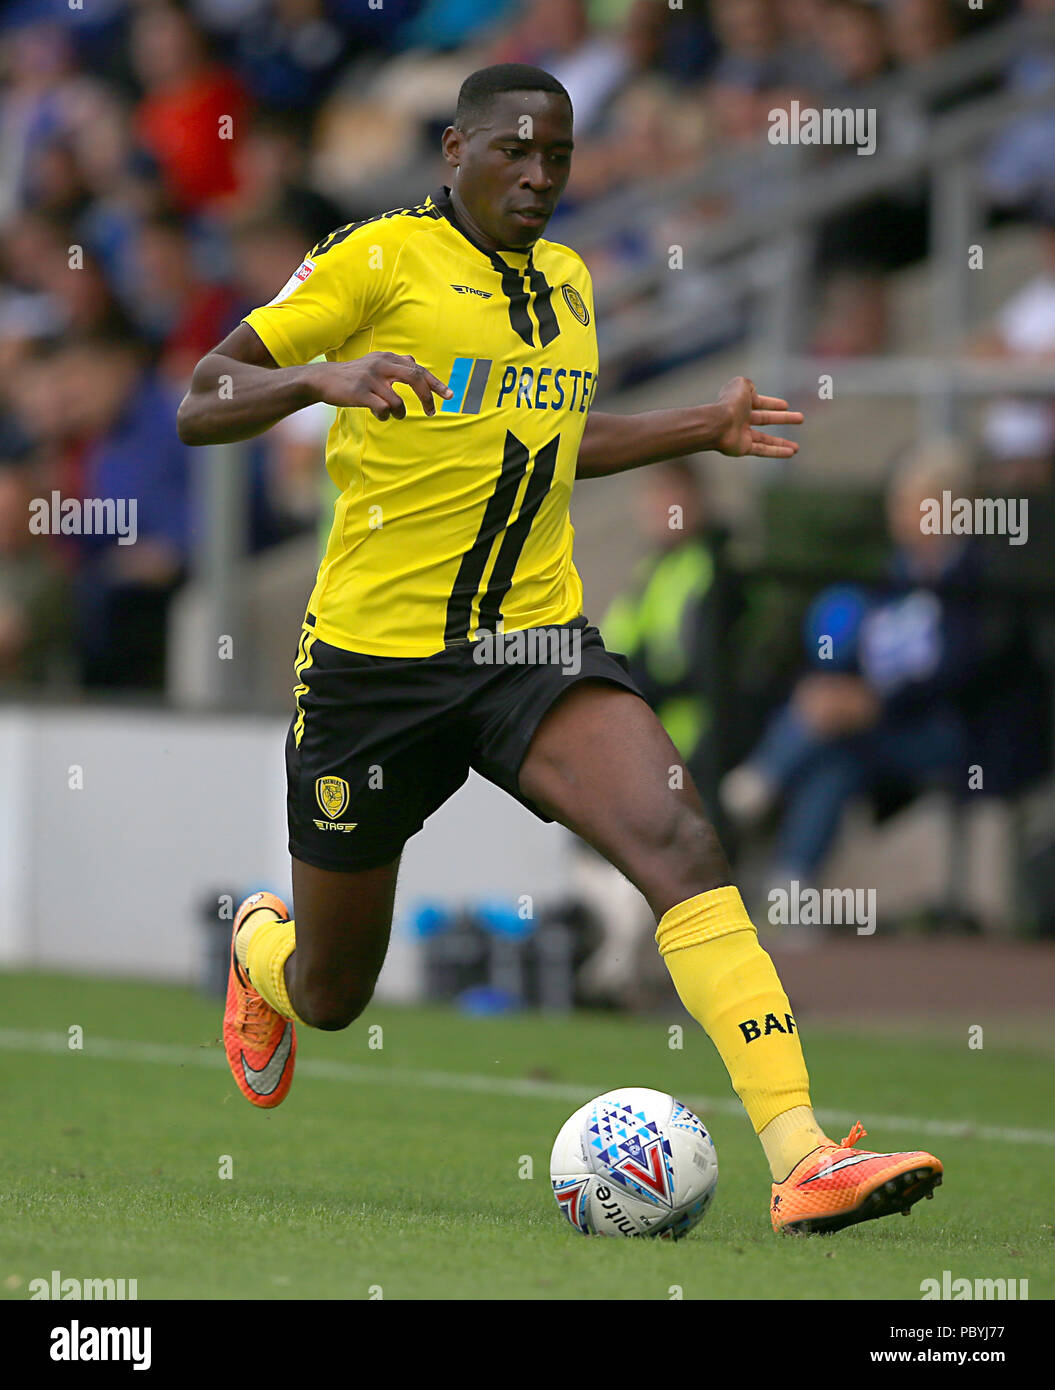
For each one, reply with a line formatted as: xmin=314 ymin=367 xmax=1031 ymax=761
xmin=306 ymin=352 xmax=454 ymax=420
xmin=714 ymin=376 xmax=803 ymax=459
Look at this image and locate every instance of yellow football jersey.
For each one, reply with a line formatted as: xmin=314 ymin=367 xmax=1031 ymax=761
xmin=243 ymin=185 xmax=598 ymax=656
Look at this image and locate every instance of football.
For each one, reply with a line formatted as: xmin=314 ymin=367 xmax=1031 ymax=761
xmin=550 ymin=1087 xmax=718 ymax=1239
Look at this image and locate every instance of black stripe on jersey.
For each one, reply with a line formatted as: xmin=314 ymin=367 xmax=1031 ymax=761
xmin=476 ymin=433 xmax=560 ymax=634
xmin=487 ymin=252 xmax=535 ymax=347
xmin=310 ymin=198 xmax=440 ymax=259
xmin=444 ymin=431 xmax=531 ymax=643
xmin=526 ymin=259 xmax=560 ymax=348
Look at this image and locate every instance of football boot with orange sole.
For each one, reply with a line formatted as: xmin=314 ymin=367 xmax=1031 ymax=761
xmin=772 ymin=1122 xmax=942 ymax=1234
xmin=222 ymin=891 xmax=297 ymax=1109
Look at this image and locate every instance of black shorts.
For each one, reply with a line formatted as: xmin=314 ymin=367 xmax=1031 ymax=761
xmin=286 ymin=615 xmax=646 ymax=872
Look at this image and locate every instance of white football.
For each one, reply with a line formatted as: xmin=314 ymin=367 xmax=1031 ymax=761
xmin=550 ymin=1087 xmax=718 ymax=1239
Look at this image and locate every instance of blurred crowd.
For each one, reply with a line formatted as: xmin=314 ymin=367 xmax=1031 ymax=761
xmin=0 ymin=0 xmax=1052 ymax=696
xmin=572 ymin=443 xmax=1054 ymax=991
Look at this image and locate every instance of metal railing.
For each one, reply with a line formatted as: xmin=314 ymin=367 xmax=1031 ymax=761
xmin=555 ymin=11 xmax=1055 ymax=432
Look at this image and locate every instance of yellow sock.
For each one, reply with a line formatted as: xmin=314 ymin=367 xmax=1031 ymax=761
xmin=234 ymin=907 xmax=278 ymax=970
xmin=655 ymin=886 xmax=831 ymax=1180
xmin=243 ymin=914 xmax=303 ymax=1024
xmin=757 ymin=1105 xmax=833 ymax=1182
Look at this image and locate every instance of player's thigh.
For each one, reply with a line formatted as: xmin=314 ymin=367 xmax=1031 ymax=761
xmin=289 ymin=854 xmax=400 ymax=1016
xmin=518 ymin=680 xmax=730 ymax=916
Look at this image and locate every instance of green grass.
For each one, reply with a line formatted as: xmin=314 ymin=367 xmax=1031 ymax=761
xmin=1 ymin=972 xmax=1051 ymax=1300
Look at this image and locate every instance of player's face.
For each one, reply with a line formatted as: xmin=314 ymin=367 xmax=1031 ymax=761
xmin=444 ymin=90 xmax=574 ymax=251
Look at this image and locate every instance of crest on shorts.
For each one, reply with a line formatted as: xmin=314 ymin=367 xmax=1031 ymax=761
xmin=315 ymin=775 xmax=349 ymax=820
xmin=561 ymin=284 xmax=589 ymax=325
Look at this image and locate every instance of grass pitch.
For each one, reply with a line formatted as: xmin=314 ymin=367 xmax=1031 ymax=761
xmin=1 ymin=972 xmax=1051 ymax=1301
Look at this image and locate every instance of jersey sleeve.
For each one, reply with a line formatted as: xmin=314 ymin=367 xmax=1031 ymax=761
xmin=242 ymin=223 xmax=402 ymax=367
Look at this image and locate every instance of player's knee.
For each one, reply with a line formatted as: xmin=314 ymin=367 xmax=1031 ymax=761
xmin=296 ymin=978 xmax=376 ymax=1032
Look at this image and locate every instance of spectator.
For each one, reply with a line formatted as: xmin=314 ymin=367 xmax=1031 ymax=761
xmin=123 ymin=211 xmax=243 ymax=385
xmin=719 ymin=442 xmax=1001 ymax=896
xmin=226 ymin=110 xmax=349 ymax=246
xmin=131 ymin=3 xmax=250 ymax=212
xmin=488 ymin=0 xmax=632 ymax=134
xmin=232 ymin=0 xmax=349 ymax=111
xmin=983 ymin=0 xmax=1055 ymax=221
xmin=52 ymin=332 xmax=194 ymax=688
xmin=972 ymin=215 xmax=1055 ymax=491
xmin=0 ymin=431 xmax=70 ymax=687
xmin=601 ymin=460 xmax=750 ymax=829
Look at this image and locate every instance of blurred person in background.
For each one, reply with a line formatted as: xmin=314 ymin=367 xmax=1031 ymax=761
xmin=228 ymin=214 xmax=336 ymax=543
xmin=601 ymin=459 xmax=742 ymax=822
xmin=983 ymin=0 xmax=1055 ymax=222
xmin=124 ymin=210 xmax=243 ymax=385
xmin=971 ymin=213 xmax=1055 ymax=492
xmin=0 ymin=19 xmax=82 ymax=223
xmin=0 ymin=212 xmax=132 ymax=341
xmin=49 ymin=331 xmax=193 ymax=689
xmin=571 ymin=458 xmax=751 ymax=1008
xmin=487 ymin=0 xmax=634 ymax=135
xmin=228 ymin=109 xmax=349 ymax=247
xmin=0 ymin=427 xmax=70 ymax=688
xmin=721 ymin=438 xmax=1050 ymax=918
xmin=130 ymin=1 xmax=249 ymax=212
xmin=231 ymin=0 xmax=349 ymax=112
xmin=809 ymin=0 xmax=913 ymax=356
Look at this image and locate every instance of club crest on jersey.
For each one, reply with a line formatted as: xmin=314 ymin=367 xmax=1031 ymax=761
xmin=315 ymin=775 xmax=349 ymax=820
xmin=561 ymin=284 xmax=589 ymax=325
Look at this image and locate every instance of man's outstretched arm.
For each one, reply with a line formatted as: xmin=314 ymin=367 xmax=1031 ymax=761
xmin=176 ymin=323 xmax=453 ymax=445
xmin=576 ymin=376 xmax=804 ymax=479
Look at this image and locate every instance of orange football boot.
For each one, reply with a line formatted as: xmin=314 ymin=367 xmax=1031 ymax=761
xmin=222 ymin=891 xmax=297 ymax=1109
xmin=771 ymin=1122 xmax=942 ymax=1234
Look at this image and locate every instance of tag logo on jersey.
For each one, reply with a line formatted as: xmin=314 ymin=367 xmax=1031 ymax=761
xmin=267 ymin=259 xmax=316 ymax=306
xmin=451 ymin=284 xmax=492 ymax=298
xmin=315 ymin=775 xmax=349 ymax=820
xmin=561 ymin=284 xmax=589 ymax=325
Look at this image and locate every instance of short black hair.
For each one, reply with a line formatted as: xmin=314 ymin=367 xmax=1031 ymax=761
xmin=454 ymin=64 xmax=572 ymax=132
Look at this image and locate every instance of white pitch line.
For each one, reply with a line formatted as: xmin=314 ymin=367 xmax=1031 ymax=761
xmin=2 ymin=1027 xmax=1053 ymax=1148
